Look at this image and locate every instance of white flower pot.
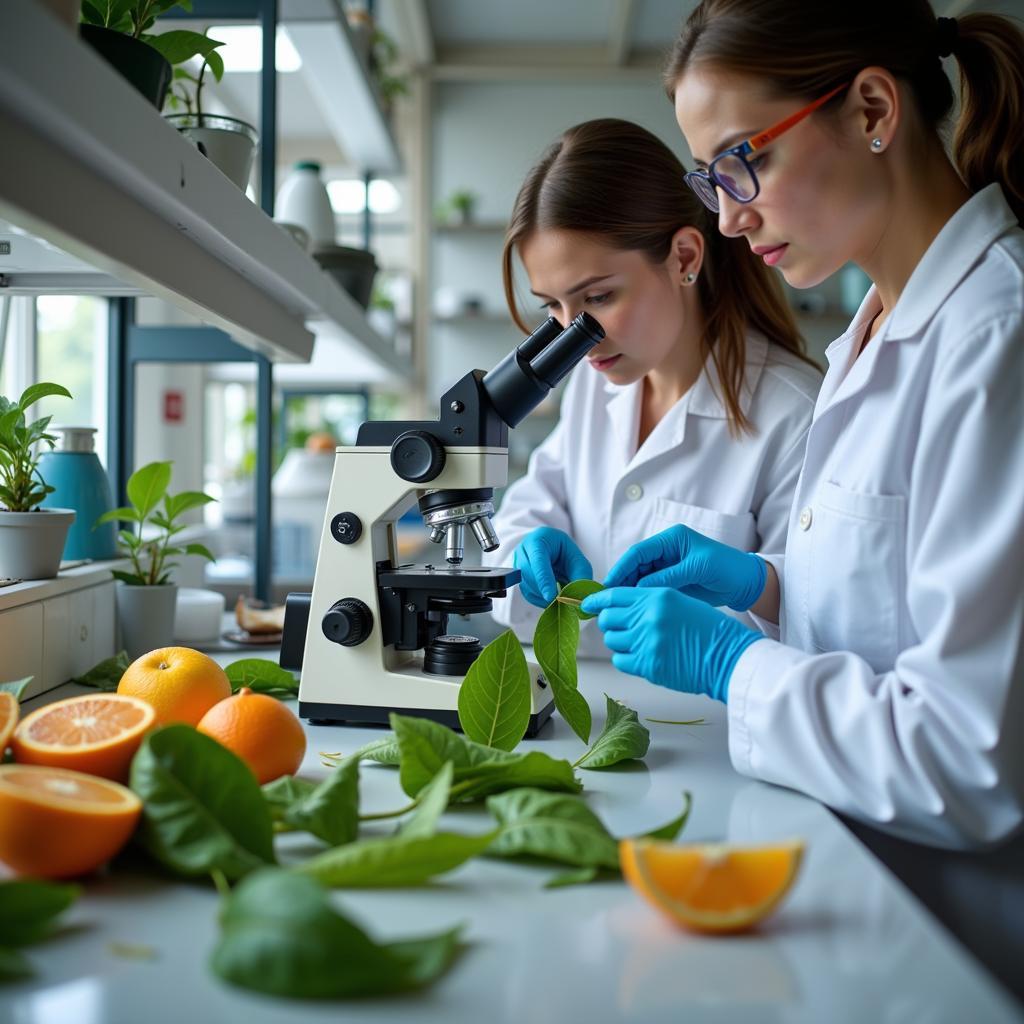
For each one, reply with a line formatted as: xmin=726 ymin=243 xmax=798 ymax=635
xmin=0 ymin=509 xmax=75 ymax=580
xmin=116 ymin=582 xmax=178 ymax=660
xmin=165 ymin=114 xmax=259 ymax=191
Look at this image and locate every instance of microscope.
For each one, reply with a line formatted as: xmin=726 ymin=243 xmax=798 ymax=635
xmin=280 ymin=312 xmax=604 ymax=734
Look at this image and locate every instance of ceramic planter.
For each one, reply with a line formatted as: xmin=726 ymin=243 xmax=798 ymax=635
xmin=116 ymin=581 xmax=178 ymax=660
xmin=80 ymin=25 xmax=172 ymax=109
xmin=0 ymin=509 xmax=75 ymax=580
xmin=311 ymin=245 xmax=378 ymax=309
xmin=164 ymin=114 xmax=259 ymax=191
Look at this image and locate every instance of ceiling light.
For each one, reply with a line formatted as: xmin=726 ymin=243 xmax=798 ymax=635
xmin=208 ymin=25 xmax=302 ymax=73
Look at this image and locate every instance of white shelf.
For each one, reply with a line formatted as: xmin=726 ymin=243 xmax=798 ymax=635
xmin=0 ymin=559 xmax=128 ymax=614
xmin=285 ymin=0 xmax=402 ymax=174
xmin=0 ymin=1 xmax=407 ymax=378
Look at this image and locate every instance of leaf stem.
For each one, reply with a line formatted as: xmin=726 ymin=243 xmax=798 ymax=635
xmin=359 ymin=798 xmax=419 ymax=822
xmin=210 ymin=868 xmax=231 ymax=900
xmin=644 ymin=717 xmax=707 ymax=726
xmin=555 ymin=595 xmax=582 ymax=607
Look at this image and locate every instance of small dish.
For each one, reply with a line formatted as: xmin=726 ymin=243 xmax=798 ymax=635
xmin=223 ymin=629 xmax=284 ymax=646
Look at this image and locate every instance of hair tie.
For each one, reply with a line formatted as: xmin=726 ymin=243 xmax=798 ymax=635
xmin=935 ymin=16 xmax=959 ymax=58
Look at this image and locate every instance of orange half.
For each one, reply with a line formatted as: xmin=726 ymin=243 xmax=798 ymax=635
xmin=0 ymin=764 xmax=142 ymax=878
xmin=620 ymin=838 xmax=805 ymax=933
xmin=12 ymin=694 xmax=156 ymax=782
xmin=0 ymin=691 xmax=18 ymax=753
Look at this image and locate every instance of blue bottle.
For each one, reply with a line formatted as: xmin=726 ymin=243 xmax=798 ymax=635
xmin=38 ymin=426 xmax=118 ymax=560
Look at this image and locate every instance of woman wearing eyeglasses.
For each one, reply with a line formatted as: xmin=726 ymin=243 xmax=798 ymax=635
xmin=583 ymin=1 xmax=1024 ymax=851
xmin=482 ymin=118 xmax=821 ymax=657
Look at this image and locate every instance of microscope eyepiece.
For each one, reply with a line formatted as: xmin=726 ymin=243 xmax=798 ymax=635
xmin=481 ymin=312 xmax=604 ymax=428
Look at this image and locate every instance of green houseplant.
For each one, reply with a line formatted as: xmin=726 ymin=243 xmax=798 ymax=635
xmin=0 ymin=383 xmax=75 ymax=581
xmin=163 ymin=44 xmax=260 ymax=192
xmin=79 ymin=0 xmax=225 ymax=109
xmin=96 ymin=460 xmax=216 ymax=657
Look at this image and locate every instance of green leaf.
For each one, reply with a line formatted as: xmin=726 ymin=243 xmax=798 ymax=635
xmin=146 ymin=29 xmax=224 ymax=68
xmin=0 ymin=947 xmax=32 ymax=982
xmin=205 ymin=47 xmax=224 ymax=81
xmin=17 ymin=382 xmax=71 ymax=412
xmin=163 ymin=490 xmax=215 ymax=521
xmin=268 ymin=758 xmax=360 ymax=847
xmin=0 ymin=678 xmax=32 ymax=701
xmin=0 ymin=880 xmax=79 ymax=947
xmin=70 ymin=651 xmax=130 ymax=691
xmin=457 ymin=629 xmax=531 ymax=751
xmin=210 ymin=868 xmax=462 ymax=998
xmin=183 ymin=543 xmax=216 ymax=562
xmin=96 ymin=505 xmax=141 ymax=528
xmin=534 ymin=591 xmax=591 ymax=744
xmin=130 ymin=725 xmax=276 ymax=881
xmin=126 ymin=461 xmax=172 ymax=521
xmin=351 ymin=735 xmax=402 ymax=765
xmin=399 ymin=762 xmax=452 ymax=839
xmin=110 ymin=570 xmax=147 ymax=586
xmin=225 ymin=659 xmax=298 ymax=698
xmin=638 ymin=792 xmax=692 ymax=842
xmin=262 ymin=775 xmax=316 ymax=818
xmin=574 ymin=695 xmax=650 ymax=770
xmin=293 ymin=830 xmax=496 ymax=888
xmin=485 ymin=789 xmax=621 ymax=870
xmin=544 ymin=866 xmax=601 ymax=889
xmin=391 ymin=714 xmax=581 ymax=803
xmin=559 ymin=578 xmax=604 ymax=620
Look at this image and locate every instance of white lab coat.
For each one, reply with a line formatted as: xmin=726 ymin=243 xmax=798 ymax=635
xmin=484 ymin=333 xmax=822 ymax=657
xmin=729 ymin=184 xmax=1024 ymax=850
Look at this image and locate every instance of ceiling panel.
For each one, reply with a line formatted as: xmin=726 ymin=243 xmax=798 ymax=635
xmin=426 ymin=0 xmax=616 ymax=46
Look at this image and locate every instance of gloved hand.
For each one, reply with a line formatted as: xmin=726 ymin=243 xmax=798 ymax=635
xmin=580 ymin=587 xmax=762 ymax=702
xmin=603 ymin=524 xmax=766 ymax=611
xmin=512 ymin=527 xmax=594 ymax=608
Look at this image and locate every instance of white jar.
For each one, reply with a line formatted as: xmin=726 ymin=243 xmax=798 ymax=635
xmin=275 ymin=161 xmax=336 ymax=248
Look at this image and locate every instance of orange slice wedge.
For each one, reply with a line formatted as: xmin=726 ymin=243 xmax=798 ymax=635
xmin=12 ymin=694 xmax=156 ymax=782
xmin=620 ymin=838 xmax=805 ymax=933
xmin=0 ymin=691 xmax=18 ymax=754
xmin=0 ymin=764 xmax=142 ymax=878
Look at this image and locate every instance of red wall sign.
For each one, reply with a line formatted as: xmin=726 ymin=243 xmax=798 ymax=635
xmin=163 ymin=390 xmax=184 ymax=423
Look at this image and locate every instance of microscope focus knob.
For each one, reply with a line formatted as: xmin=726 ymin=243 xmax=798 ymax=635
xmin=321 ymin=598 xmax=373 ymax=647
xmin=390 ymin=430 xmax=446 ymax=483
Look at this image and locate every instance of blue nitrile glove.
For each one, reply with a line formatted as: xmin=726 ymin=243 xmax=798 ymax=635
xmin=603 ymin=524 xmax=767 ymax=611
xmin=512 ymin=527 xmax=594 ymax=609
xmin=580 ymin=587 xmax=762 ymax=702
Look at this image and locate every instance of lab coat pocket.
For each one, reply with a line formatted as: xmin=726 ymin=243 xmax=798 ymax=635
xmin=652 ymin=498 xmax=758 ymax=552
xmin=809 ymin=481 xmax=906 ymax=672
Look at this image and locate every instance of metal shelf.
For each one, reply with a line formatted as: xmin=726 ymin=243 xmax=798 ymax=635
xmin=0 ymin=1 xmax=406 ymax=376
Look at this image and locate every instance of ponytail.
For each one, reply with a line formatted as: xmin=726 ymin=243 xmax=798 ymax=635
xmin=951 ymin=14 xmax=1024 ymax=225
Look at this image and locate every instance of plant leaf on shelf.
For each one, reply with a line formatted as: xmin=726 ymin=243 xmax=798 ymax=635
xmin=636 ymin=792 xmax=693 ymax=842
xmin=457 ymin=629 xmax=531 ymax=752
xmin=224 ymin=660 xmax=298 ymax=699
xmin=71 ymin=651 xmax=130 ymax=691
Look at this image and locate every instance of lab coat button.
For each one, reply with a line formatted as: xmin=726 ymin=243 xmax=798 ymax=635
xmin=798 ymin=506 xmax=813 ymax=531
xmin=625 ymin=484 xmax=643 ymax=501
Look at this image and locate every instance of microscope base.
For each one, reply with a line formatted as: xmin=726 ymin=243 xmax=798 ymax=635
xmin=300 ymin=696 xmax=555 ymax=736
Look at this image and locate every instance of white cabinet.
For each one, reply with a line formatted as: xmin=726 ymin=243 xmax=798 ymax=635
xmin=0 ymin=604 xmax=44 ymax=695
xmin=0 ymin=566 xmax=119 ymax=700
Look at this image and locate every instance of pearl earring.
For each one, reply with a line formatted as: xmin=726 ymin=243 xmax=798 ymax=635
xmin=685 ymin=272 xmax=697 ymax=284
xmin=871 ymin=138 xmax=883 ymax=151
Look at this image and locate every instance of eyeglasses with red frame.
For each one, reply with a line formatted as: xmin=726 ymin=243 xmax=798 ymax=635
xmin=684 ymin=82 xmax=850 ymax=213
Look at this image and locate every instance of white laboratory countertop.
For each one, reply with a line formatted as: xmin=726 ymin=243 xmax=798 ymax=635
xmin=5 ymin=655 xmax=1022 ymax=1024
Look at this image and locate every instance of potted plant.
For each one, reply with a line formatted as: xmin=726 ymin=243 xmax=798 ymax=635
xmin=164 ymin=44 xmax=259 ymax=191
xmin=0 ymin=383 xmax=75 ymax=580
xmin=445 ymin=189 xmax=478 ymax=226
xmin=79 ymin=0 xmax=225 ymax=109
xmin=96 ymin=460 xmax=216 ymax=658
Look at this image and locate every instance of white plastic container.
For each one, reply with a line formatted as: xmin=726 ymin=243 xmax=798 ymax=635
xmin=174 ymin=587 xmax=226 ymax=644
xmin=275 ymin=162 xmax=336 ymax=248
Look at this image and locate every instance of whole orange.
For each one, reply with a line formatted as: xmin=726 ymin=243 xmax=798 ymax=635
xmin=117 ymin=647 xmax=231 ymax=726
xmin=0 ymin=764 xmax=142 ymax=878
xmin=196 ymin=687 xmax=306 ymax=784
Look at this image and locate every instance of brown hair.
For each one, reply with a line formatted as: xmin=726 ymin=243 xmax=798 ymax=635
xmin=664 ymin=0 xmax=1024 ymax=225
xmin=501 ymin=119 xmax=811 ymax=436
